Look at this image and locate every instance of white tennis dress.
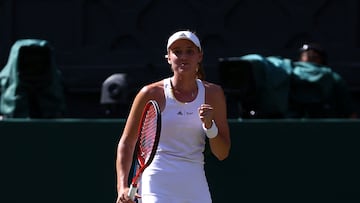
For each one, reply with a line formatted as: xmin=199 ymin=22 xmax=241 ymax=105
xmin=138 ymin=77 xmax=212 ymax=203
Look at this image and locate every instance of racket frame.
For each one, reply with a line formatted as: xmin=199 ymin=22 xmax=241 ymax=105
xmin=128 ymin=100 xmax=161 ymax=200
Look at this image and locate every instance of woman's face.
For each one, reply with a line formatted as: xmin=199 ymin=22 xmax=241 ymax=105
xmin=167 ymin=39 xmax=203 ymax=76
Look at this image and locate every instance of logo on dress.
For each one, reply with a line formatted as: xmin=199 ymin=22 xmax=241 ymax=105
xmin=177 ymin=111 xmax=193 ymax=116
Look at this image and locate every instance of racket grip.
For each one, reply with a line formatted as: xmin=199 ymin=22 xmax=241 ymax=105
xmin=128 ymin=184 xmax=137 ymax=200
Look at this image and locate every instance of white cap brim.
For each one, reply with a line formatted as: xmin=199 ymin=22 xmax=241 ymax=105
xmin=166 ymin=31 xmax=201 ymax=51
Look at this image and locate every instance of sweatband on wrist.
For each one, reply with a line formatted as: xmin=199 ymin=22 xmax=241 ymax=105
xmin=202 ymin=120 xmax=218 ymax=139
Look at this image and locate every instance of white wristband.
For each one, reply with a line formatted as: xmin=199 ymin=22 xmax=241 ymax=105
xmin=202 ymin=120 xmax=218 ymax=139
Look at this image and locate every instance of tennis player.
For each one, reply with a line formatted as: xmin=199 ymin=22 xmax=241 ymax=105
xmin=116 ymin=30 xmax=231 ymax=203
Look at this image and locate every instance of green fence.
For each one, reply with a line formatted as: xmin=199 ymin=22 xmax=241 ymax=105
xmin=1 ymin=119 xmax=359 ymax=202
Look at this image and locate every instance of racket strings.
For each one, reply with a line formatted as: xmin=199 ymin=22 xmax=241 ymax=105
xmin=139 ymin=107 xmax=158 ymax=162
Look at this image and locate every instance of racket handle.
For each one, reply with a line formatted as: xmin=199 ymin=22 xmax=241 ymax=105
xmin=128 ymin=184 xmax=137 ymax=200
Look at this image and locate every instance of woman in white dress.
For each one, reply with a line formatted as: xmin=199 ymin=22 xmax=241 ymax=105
xmin=116 ymin=30 xmax=231 ymax=203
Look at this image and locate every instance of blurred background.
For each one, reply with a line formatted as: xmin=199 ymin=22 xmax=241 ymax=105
xmin=1 ymin=2 xmax=360 ymax=202
xmin=1 ymin=0 xmax=360 ymax=118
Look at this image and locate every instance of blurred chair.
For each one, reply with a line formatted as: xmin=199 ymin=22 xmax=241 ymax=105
xmin=218 ymin=55 xmax=292 ymax=119
xmin=0 ymin=39 xmax=66 ymax=118
xmin=100 ymin=73 xmax=131 ymax=118
xmin=218 ymin=57 xmax=257 ymax=118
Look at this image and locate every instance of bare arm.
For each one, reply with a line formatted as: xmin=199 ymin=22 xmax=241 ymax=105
xmin=115 ymin=86 xmax=150 ymax=202
xmin=200 ymin=82 xmax=231 ymax=160
xmin=115 ymin=81 xmax=164 ymax=202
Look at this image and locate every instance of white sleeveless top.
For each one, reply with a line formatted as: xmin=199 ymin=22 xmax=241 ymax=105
xmin=139 ymin=77 xmax=212 ymax=203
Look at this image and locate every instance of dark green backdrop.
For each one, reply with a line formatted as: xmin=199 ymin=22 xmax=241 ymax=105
xmin=1 ymin=119 xmax=359 ymax=202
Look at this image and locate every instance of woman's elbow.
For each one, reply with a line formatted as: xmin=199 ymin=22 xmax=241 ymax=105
xmin=213 ymin=147 xmax=230 ymax=161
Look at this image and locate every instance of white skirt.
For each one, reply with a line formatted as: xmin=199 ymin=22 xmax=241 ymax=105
xmin=138 ymin=155 xmax=212 ymax=203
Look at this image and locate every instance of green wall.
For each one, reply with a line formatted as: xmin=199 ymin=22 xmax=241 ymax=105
xmin=1 ymin=119 xmax=359 ymax=202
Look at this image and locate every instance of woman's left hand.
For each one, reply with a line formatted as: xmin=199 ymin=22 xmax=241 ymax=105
xmin=198 ymin=104 xmax=214 ymax=128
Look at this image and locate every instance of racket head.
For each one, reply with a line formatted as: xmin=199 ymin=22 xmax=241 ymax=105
xmin=129 ymin=100 xmax=161 ymax=188
xmin=136 ymin=100 xmax=161 ymax=167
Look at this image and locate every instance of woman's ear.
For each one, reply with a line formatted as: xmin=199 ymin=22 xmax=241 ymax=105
xmin=167 ymin=55 xmax=171 ymax=64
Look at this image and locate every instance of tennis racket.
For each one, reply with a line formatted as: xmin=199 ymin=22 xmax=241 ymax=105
xmin=128 ymin=100 xmax=161 ymax=200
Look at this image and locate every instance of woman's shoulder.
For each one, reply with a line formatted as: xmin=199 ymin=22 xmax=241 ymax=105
xmin=136 ymin=79 xmax=166 ymax=105
xmin=202 ymin=80 xmax=224 ymax=93
xmin=140 ymin=80 xmax=165 ymax=94
xmin=202 ymin=80 xmax=226 ymax=106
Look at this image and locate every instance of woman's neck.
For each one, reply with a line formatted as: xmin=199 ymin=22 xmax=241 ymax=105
xmin=170 ymin=76 xmax=197 ymax=92
xmin=170 ymin=76 xmax=198 ymax=102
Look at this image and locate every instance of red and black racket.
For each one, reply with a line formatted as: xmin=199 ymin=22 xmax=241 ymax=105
xmin=128 ymin=100 xmax=161 ymax=200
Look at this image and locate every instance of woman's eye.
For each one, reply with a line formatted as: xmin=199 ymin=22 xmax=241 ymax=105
xmin=186 ymin=49 xmax=195 ymax=55
xmin=173 ymin=50 xmax=181 ymax=55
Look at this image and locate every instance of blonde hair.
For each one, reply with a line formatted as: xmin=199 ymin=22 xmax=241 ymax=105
xmin=196 ymin=63 xmax=206 ymax=80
